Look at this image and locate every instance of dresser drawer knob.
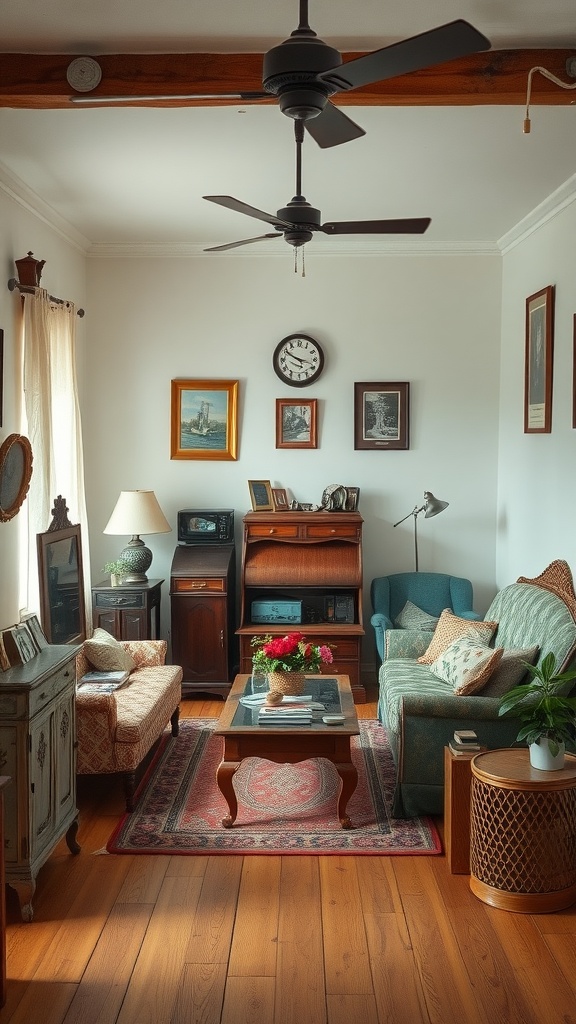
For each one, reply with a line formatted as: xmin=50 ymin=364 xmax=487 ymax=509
xmin=190 ymin=582 xmax=207 ymax=589
xmin=269 ymin=528 xmax=276 ymax=535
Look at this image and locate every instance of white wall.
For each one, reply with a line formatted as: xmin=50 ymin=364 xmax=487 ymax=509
xmin=84 ymin=251 xmax=502 ymax=669
xmin=0 ymin=182 xmax=87 ymax=629
xmin=497 ymin=199 xmax=576 ymax=585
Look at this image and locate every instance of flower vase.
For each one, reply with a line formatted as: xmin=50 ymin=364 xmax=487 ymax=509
xmin=268 ymin=671 xmax=306 ymax=697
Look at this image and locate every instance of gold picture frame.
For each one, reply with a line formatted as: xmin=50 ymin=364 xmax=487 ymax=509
xmin=170 ymin=379 xmax=238 ymax=460
xmin=248 ymin=480 xmax=273 ymax=511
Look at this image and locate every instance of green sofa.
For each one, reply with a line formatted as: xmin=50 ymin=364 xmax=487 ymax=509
xmin=378 ymin=561 xmax=576 ymax=818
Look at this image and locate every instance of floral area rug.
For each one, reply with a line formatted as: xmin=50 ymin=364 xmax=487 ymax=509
xmin=106 ymin=719 xmax=441 ymax=856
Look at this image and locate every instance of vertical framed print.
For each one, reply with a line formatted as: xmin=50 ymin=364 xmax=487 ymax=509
xmin=354 ymin=382 xmax=409 ymax=450
xmin=276 ymin=398 xmax=317 ymax=449
xmin=170 ymin=379 xmax=238 ymax=460
xmin=524 ymin=286 xmax=554 ymax=434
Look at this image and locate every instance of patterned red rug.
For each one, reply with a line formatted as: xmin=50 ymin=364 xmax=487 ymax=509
xmin=107 ymin=719 xmax=441 ymax=856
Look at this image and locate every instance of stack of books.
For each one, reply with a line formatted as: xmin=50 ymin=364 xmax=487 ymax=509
xmin=77 ymin=669 xmax=130 ymax=694
xmin=258 ymin=704 xmax=313 ymax=725
xmin=448 ymin=729 xmax=481 ymax=756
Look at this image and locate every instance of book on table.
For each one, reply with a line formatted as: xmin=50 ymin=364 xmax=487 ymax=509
xmin=258 ymin=706 xmax=313 ymax=724
xmin=449 ymin=740 xmax=481 ymax=756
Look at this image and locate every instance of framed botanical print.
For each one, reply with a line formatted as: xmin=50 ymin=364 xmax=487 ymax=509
xmin=276 ymin=398 xmax=317 ymax=449
xmin=524 ymin=286 xmax=554 ymax=434
xmin=354 ymin=382 xmax=409 ymax=450
xmin=170 ymin=379 xmax=238 ymax=460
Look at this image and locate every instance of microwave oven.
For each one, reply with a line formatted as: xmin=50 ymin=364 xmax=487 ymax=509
xmin=177 ymin=509 xmax=234 ymax=545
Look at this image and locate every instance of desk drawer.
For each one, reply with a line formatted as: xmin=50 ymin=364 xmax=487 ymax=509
xmin=172 ymin=577 xmax=225 ymax=593
xmin=93 ymin=591 xmax=145 ymax=609
xmin=246 ymin=523 xmax=300 ymax=540
xmin=305 ymin=524 xmax=360 ymax=540
xmin=29 ymin=662 xmax=74 ymax=718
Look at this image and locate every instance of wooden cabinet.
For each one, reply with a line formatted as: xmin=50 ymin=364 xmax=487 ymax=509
xmin=92 ymin=579 xmax=162 ymax=640
xmin=0 ymin=646 xmax=80 ymax=921
xmin=170 ymin=545 xmax=236 ymax=698
xmin=237 ymin=512 xmax=365 ymax=703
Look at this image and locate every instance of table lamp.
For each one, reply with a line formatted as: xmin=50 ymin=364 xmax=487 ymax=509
xmin=393 ymin=491 xmax=449 ymax=571
xmin=103 ymin=490 xmax=171 ymax=582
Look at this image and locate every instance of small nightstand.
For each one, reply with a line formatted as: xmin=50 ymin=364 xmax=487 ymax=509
xmin=92 ymin=578 xmax=163 ymax=641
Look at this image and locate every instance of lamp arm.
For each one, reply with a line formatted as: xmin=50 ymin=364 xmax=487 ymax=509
xmin=393 ymin=504 xmax=426 ymax=528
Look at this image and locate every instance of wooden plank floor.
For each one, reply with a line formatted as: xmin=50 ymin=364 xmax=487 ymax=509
xmin=1 ymin=692 xmax=576 ymax=1024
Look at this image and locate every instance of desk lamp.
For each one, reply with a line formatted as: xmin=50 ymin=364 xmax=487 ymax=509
xmin=393 ymin=491 xmax=449 ymax=572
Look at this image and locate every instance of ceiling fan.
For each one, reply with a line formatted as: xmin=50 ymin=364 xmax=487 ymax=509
xmin=203 ymin=119 xmax=430 ymax=254
xmin=71 ymin=1 xmax=491 ymax=149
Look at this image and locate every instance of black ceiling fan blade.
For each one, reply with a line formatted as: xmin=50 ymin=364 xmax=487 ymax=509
xmin=203 ymin=195 xmax=293 ymax=230
xmin=304 ymin=102 xmax=366 ymax=149
xmin=204 ymin=233 xmax=283 ymax=252
xmin=319 ymin=20 xmax=491 ymax=93
xmin=321 ymin=218 xmax=431 ymax=235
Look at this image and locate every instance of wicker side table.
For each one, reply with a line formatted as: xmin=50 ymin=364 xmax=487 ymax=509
xmin=470 ymin=748 xmax=576 ymax=913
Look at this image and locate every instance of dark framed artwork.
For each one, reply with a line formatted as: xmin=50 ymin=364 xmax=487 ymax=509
xmin=0 ymin=328 xmax=4 ymax=428
xmin=524 ymin=286 xmax=554 ymax=434
xmin=170 ymin=379 xmax=238 ymax=460
xmin=276 ymin=398 xmax=317 ymax=449
xmin=569 ymin=309 xmax=573 ymax=425
xmin=248 ymin=480 xmax=273 ymax=511
xmin=354 ymin=382 xmax=409 ymax=450
xmin=344 ymin=486 xmax=360 ymax=511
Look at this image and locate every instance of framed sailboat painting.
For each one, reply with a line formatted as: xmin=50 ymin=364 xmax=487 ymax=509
xmin=170 ymin=379 xmax=239 ymax=460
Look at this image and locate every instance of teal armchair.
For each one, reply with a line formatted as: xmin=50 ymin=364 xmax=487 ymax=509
xmin=370 ymin=571 xmax=479 ymax=663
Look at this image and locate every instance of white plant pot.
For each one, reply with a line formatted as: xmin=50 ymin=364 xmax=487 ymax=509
xmin=529 ymin=738 xmax=566 ymax=771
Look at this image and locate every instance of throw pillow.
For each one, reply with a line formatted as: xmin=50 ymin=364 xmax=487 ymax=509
xmin=418 ymin=608 xmax=498 ymax=665
xmin=430 ymin=635 xmax=504 ymax=695
xmin=84 ymin=628 xmax=136 ymax=673
xmin=477 ymin=645 xmax=539 ymax=698
xmin=394 ymin=600 xmax=439 ymax=632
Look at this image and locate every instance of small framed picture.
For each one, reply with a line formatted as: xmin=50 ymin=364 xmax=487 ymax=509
xmin=276 ymin=398 xmax=317 ymax=449
xmin=524 ymin=286 xmax=554 ymax=434
xmin=271 ymin=487 xmax=289 ymax=510
xmin=12 ymin=624 xmax=37 ymax=663
xmin=344 ymin=486 xmax=360 ymax=511
xmin=21 ymin=613 xmax=48 ymax=651
xmin=354 ymin=382 xmax=409 ymax=450
xmin=0 ymin=635 xmax=9 ymax=672
xmin=248 ymin=480 xmax=273 ymax=511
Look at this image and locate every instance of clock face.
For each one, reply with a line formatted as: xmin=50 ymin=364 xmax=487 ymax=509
xmin=273 ymin=334 xmax=324 ymax=388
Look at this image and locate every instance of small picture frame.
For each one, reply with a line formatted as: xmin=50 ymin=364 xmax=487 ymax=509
xmin=170 ymin=378 xmax=239 ymax=460
xmin=0 ymin=635 xmax=9 ymax=672
xmin=344 ymin=486 xmax=360 ymax=511
xmin=271 ymin=487 xmax=289 ymax=511
xmin=524 ymin=286 xmax=554 ymax=434
xmin=248 ymin=480 xmax=273 ymax=511
xmin=354 ymin=382 xmax=409 ymax=450
xmin=12 ymin=623 xmax=37 ymax=663
xmin=276 ymin=399 xmax=317 ymax=449
xmin=21 ymin=613 xmax=48 ymax=651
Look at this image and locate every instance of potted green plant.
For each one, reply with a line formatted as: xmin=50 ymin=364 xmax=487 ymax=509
xmin=103 ymin=558 xmax=131 ymax=587
xmin=498 ymin=652 xmax=576 ymax=770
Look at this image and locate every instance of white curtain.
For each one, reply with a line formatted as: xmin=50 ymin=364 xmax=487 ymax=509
xmin=21 ymin=289 xmax=92 ymax=631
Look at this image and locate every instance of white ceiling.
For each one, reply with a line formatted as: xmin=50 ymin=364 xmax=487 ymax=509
xmin=1 ymin=1 xmax=576 ymax=253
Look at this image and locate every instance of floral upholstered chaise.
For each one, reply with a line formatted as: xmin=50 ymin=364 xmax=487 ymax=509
xmin=76 ymin=637 xmax=182 ymax=810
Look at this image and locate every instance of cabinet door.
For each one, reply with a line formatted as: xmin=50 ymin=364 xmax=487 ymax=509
xmin=93 ymin=609 xmax=121 ymax=637
xmin=30 ymin=706 xmax=55 ymax=860
xmin=53 ymin=688 xmax=75 ymax=830
xmin=172 ymin=596 xmax=228 ymax=683
xmin=121 ymin=610 xmax=147 ymax=641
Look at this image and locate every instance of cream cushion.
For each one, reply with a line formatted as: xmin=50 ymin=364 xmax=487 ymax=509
xmin=430 ymin=635 xmax=504 ymax=695
xmin=394 ymin=600 xmax=439 ymax=631
xmin=418 ymin=609 xmax=498 ymax=665
xmin=84 ymin=627 xmax=136 ymax=673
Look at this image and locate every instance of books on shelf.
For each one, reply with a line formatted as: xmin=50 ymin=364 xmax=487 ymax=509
xmin=454 ymin=730 xmax=478 ymax=743
xmin=449 ymin=740 xmax=481 ymax=756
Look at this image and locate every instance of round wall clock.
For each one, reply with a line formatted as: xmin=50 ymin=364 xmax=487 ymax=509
xmin=0 ymin=433 xmax=33 ymax=523
xmin=272 ymin=334 xmax=324 ymax=388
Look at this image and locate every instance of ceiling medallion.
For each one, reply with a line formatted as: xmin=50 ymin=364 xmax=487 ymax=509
xmin=66 ymin=57 xmax=103 ymax=93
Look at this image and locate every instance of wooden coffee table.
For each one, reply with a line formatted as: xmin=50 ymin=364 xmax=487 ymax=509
xmin=214 ymin=674 xmax=360 ymax=829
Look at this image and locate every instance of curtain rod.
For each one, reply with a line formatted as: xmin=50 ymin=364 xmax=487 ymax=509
xmin=7 ymin=278 xmax=86 ymax=317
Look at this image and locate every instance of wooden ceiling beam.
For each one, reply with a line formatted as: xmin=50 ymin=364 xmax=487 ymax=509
xmin=0 ymin=50 xmax=574 ymax=109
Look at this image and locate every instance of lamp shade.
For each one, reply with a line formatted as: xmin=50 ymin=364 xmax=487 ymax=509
xmin=423 ymin=491 xmax=449 ymax=518
xmin=103 ymin=490 xmax=171 ymax=536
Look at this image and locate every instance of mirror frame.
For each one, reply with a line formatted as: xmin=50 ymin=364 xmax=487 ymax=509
xmin=0 ymin=433 xmax=33 ymax=522
xmin=37 ymin=520 xmax=87 ymax=645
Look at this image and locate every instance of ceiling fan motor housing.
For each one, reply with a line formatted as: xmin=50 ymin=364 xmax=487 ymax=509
xmin=263 ymin=37 xmax=342 ymax=120
xmin=277 ymin=197 xmax=321 ymax=247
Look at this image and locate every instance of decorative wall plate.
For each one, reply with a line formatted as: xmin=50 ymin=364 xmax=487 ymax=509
xmin=0 ymin=433 xmax=33 ymax=522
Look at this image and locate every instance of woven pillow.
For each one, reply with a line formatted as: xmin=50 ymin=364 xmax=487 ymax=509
xmin=83 ymin=628 xmax=136 ymax=673
xmin=477 ymin=645 xmax=539 ymax=698
xmin=418 ymin=608 xmax=498 ymax=665
xmin=430 ymin=635 xmax=504 ymax=695
xmin=394 ymin=600 xmax=439 ymax=631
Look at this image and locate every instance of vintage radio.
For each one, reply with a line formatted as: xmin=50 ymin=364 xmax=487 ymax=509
xmin=251 ymin=600 xmax=302 ymax=624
